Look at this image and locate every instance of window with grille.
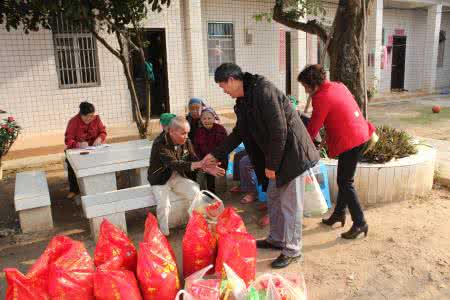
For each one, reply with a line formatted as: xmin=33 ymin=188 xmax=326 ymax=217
xmin=437 ymin=30 xmax=446 ymax=68
xmin=207 ymin=22 xmax=235 ymax=74
xmin=52 ymin=16 xmax=100 ymax=88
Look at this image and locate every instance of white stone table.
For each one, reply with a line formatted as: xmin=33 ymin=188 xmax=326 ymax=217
xmin=66 ymin=139 xmax=152 ymax=232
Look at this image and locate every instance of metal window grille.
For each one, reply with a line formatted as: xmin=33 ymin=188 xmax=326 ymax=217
xmin=207 ymin=22 xmax=235 ymax=74
xmin=52 ymin=15 xmax=100 ymax=88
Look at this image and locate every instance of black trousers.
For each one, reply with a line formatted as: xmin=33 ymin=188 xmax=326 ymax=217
xmin=66 ymin=158 xmax=80 ymax=193
xmin=333 ymin=143 xmax=366 ymax=226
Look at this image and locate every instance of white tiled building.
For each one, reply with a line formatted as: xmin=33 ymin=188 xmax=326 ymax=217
xmin=1 ymin=0 xmax=449 ymax=149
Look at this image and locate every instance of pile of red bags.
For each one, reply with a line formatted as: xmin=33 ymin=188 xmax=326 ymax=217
xmin=4 ymin=206 xmax=257 ymax=299
xmin=182 ymin=207 xmax=256 ymax=287
xmin=137 ymin=213 xmax=180 ymax=300
xmin=5 ymin=235 xmax=95 ymax=300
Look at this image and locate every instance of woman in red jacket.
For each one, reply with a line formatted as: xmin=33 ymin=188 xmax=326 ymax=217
xmin=298 ymin=65 xmax=375 ymax=239
xmin=194 ymin=108 xmax=228 ymax=193
xmin=64 ymin=102 xmax=107 ymax=199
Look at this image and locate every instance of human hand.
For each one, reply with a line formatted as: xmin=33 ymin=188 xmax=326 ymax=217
xmin=204 ymin=165 xmax=226 ymax=177
xmin=202 ymin=153 xmax=219 ymax=168
xmin=79 ymin=142 xmax=89 ymax=148
xmin=93 ymin=137 xmax=102 ymax=146
xmin=265 ymin=168 xmax=276 ymax=179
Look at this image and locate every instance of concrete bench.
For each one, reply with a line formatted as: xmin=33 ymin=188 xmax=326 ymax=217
xmin=81 ymin=184 xmax=190 ymax=240
xmin=14 ymin=171 xmax=53 ymax=233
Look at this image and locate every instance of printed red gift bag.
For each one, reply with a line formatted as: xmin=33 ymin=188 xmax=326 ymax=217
xmin=47 ymin=236 xmax=95 ymax=300
xmin=215 ymin=207 xmax=247 ymax=239
xmin=4 ymin=268 xmax=49 ymax=300
xmin=182 ymin=212 xmax=217 ymax=278
xmin=94 ymin=219 xmax=137 ymax=272
xmin=215 ymin=232 xmax=256 ymax=286
xmin=94 ymin=257 xmax=143 ymax=300
xmin=143 ymin=213 xmax=175 ymax=259
xmin=137 ymin=242 xmax=180 ymax=300
xmin=4 ymin=235 xmax=72 ymax=300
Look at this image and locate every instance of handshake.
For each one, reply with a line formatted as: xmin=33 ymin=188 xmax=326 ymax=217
xmin=191 ymin=154 xmax=226 ymax=177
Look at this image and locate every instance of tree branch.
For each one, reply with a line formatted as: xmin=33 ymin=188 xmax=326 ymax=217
xmin=90 ymin=25 xmax=121 ymax=59
xmin=273 ymin=1 xmax=328 ymax=42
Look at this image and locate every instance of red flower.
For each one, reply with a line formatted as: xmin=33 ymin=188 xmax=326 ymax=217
xmin=7 ymin=116 xmax=14 ymax=122
xmin=1 ymin=124 xmax=7 ymax=129
xmin=8 ymin=128 xmax=14 ymax=133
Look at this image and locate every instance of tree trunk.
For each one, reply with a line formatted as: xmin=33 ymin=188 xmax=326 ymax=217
xmin=328 ymin=1 xmax=367 ymax=109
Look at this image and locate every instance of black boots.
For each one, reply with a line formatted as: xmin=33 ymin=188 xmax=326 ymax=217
xmin=256 ymin=239 xmax=282 ymax=250
xmin=341 ymin=223 xmax=369 ymax=239
xmin=322 ymin=213 xmax=346 ymax=227
xmin=271 ymin=253 xmax=303 ymax=269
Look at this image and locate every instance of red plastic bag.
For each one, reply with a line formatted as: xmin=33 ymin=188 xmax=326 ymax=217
xmin=183 ymin=212 xmax=217 ymax=278
xmin=47 ymin=236 xmax=95 ymax=300
xmin=215 ymin=232 xmax=256 ymax=286
xmin=143 ymin=213 xmax=175 ymax=259
xmin=137 ymin=242 xmax=180 ymax=300
xmin=4 ymin=268 xmax=49 ymax=300
xmin=4 ymin=236 xmax=71 ymax=300
xmin=215 ymin=207 xmax=247 ymax=239
xmin=94 ymin=219 xmax=137 ymax=272
xmin=94 ymin=257 xmax=143 ymax=300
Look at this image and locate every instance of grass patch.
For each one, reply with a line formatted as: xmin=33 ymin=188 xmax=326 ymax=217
xmin=400 ymin=106 xmax=450 ymax=124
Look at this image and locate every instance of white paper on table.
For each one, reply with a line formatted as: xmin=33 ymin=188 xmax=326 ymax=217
xmin=81 ymin=144 xmax=110 ymax=150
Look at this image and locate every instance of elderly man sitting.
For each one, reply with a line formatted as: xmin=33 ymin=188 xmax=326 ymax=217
xmin=148 ymin=116 xmax=224 ymax=235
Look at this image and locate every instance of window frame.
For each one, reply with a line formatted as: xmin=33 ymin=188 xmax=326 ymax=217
xmin=207 ymin=21 xmax=236 ymax=75
xmin=52 ymin=17 xmax=101 ymax=89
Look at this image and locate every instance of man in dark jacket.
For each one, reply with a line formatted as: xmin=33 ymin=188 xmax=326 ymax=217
xmin=148 ymin=116 xmax=224 ymax=235
xmin=206 ymin=63 xmax=320 ymax=268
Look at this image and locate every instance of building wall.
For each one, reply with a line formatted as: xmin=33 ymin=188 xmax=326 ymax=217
xmin=201 ymin=0 xmax=293 ymax=110
xmin=380 ymin=8 xmax=428 ymax=93
xmin=436 ymin=12 xmax=450 ymax=89
xmin=0 ymin=27 xmax=133 ymax=137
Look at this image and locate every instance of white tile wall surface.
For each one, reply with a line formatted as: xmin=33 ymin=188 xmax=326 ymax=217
xmin=0 ymin=27 xmax=133 ymax=136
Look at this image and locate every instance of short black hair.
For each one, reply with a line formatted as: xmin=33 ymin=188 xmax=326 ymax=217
xmin=79 ymin=101 xmax=95 ymax=116
xmin=297 ymin=64 xmax=327 ymax=88
xmin=214 ymin=63 xmax=244 ymax=83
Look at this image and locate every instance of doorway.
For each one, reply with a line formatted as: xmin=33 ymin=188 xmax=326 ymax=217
xmin=131 ymin=29 xmax=170 ymax=117
xmin=285 ymin=31 xmax=292 ymax=95
xmin=391 ymin=36 xmax=407 ymax=91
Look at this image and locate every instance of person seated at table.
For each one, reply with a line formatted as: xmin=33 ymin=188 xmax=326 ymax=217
xmin=159 ymin=113 xmax=176 ymax=132
xmin=148 ymin=116 xmax=224 ymax=235
xmin=194 ymin=108 xmax=228 ymax=193
xmin=64 ymin=101 xmax=107 ymax=199
xmin=186 ymin=97 xmax=219 ymax=144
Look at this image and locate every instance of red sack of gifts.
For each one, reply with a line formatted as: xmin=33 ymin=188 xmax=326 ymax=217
xmin=94 ymin=257 xmax=143 ymax=300
xmin=4 ymin=235 xmax=93 ymax=300
xmin=4 ymin=268 xmax=49 ymax=300
xmin=47 ymin=236 xmax=95 ymax=300
xmin=143 ymin=212 xmax=175 ymax=259
xmin=215 ymin=207 xmax=247 ymax=239
xmin=215 ymin=232 xmax=256 ymax=286
xmin=94 ymin=219 xmax=137 ymax=272
xmin=137 ymin=242 xmax=180 ymax=300
xmin=183 ymin=212 xmax=217 ymax=278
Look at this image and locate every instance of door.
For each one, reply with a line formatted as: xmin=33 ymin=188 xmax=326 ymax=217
xmin=285 ymin=31 xmax=292 ymax=95
xmin=131 ymin=29 xmax=170 ymax=117
xmin=391 ymin=36 xmax=407 ymax=91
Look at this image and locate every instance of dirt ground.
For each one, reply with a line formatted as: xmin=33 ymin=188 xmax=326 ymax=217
xmin=368 ymin=95 xmax=450 ymax=141
xmin=0 ymin=165 xmax=449 ymax=299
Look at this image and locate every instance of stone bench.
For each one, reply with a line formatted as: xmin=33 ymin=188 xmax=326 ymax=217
xmin=81 ymin=184 xmax=190 ymax=240
xmin=14 ymin=171 xmax=54 ymax=233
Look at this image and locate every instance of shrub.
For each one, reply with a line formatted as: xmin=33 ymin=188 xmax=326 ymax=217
xmin=0 ymin=116 xmax=21 ymax=159
xmin=319 ymin=125 xmax=417 ymax=164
